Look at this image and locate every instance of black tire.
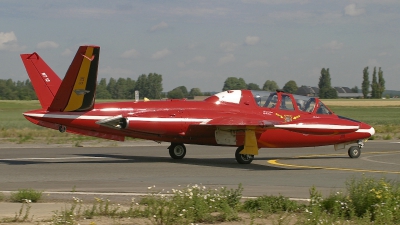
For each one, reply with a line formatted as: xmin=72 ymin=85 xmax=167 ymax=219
xmin=168 ymin=143 xmax=186 ymax=159
xmin=235 ymin=146 xmax=254 ymax=164
xmin=348 ymin=146 xmax=361 ymax=158
xmin=58 ymin=125 xmax=66 ymax=133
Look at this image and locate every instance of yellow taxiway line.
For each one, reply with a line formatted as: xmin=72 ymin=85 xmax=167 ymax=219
xmin=267 ymin=151 xmax=400 ymax=174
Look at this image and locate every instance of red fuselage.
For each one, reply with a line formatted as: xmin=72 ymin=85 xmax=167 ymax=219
xmin=24 ymin=90 xmax=374 ymax=149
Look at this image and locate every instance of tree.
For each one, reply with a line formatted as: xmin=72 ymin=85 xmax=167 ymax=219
xmin=115 ymin=78 xmax=129 ymax=99
xmin=106 ymin=77 xmax=117 ymax=99
xmin=176 ymin=86 xmax=188 ymax=97
xmin=96 ymin=78 xmax=111 ymax=99
xmin=222 ymin=77 xmax=247 ymax=91
xmin=247 ymin=83 xmax=260 ymax=90
xmin=325 ymin=88 xmax=338 ymax=99
xmin=135 ymin=73 xmax=163 ymax=99
xmin=318 ymin=68 xmax=335 ymax=99
xmin=371 ymin=67 xmax=379 ymax=98
xmin=167 ymin=88 xmax=184 ymax=99
xmin=351 ymin=86 xmax=359 ymax=93
xmin=378 ymin=67 xmax=385 ymax=99
xmin=362 ymin=67 xmax=370 ymax=98
xmin=126 ymin=77 xmax=136 ymax=99
xmin=282 ymin=80 xmax=298 ymax=94
xmin=262 ymin=80 xmax=279 ymax=91
xmin=135 ymin=74 xmax=148 ymax=98
xmin=146 ymin=73 xmax=163 ymax=99
xmin=188 ymin=88 xmax=203 ymax=97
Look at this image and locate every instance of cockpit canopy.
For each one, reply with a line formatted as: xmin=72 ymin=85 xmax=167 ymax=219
xmin=251 ymin=90 xmax=332 ymax=114
xmin=207 ymin=90 xmax=332 ymax=115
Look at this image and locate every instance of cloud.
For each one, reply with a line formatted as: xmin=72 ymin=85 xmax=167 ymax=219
xmin=378 ymin=52 xmax=390 ymax=57
xmin=367 ymin=59 xmax=380 ymax=67
xmin=151 ymin=48 xmax=171 ymax=60
xmin=268 ymin=11 xmax=312 ymax=21
xmin=178 ymin=56 xmax=206 ymax=67
xmin=100 ymin=66 xmax=133 ymax=77
xmin=245 ymin=36 xmax=260 ymax=45
xmin=0 ymin=31 xmax=25 ymax=51
xmin=321 ymin=40 xmax=344 ymax=50
xmin=62 ymin=48 xmax=73 ymax=56
xmin=246 ymin=60 xmax=269 ymax=68
xmin=242 ymin=0 xmax=310 ymax=4
xmin=218 ymin=54 xmax=235 ymax=65
xmin=168 ymin=7 xmax=230 ymax=17
xmin=188 ymin=56 xmax=206 ymax=64
xmin=121 ymin=49 xmax=140 ymax=59
xmin=220 ymin=42 xmax=238 ymax=52
xmin=150 ymin=21 xmax=169 ymax=32
xmin=36 ymin=41 xmax=59 ymax=49
xmin=344 ymin=4 xmax=365 ymax=16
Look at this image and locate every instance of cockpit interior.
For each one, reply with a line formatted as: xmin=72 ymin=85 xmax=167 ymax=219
xmin=251 ymin=90 xmax=332 ymax=115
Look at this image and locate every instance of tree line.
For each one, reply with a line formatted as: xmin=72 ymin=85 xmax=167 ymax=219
xmin=0 ymin=67 xmax=386 ymax=100
xmin=222 ymin=66 xmax=385 ymax=99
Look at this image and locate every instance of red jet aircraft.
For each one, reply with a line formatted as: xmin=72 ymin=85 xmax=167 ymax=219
xmin=21 ymin=45 xmax=375 ymax=164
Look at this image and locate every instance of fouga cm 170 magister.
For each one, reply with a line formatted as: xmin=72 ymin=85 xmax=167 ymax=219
xmin=20 ymin=45 xmax=375 ymax=164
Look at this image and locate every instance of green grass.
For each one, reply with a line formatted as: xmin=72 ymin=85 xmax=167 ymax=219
xmin=1 ymin=100 xmax=399 ymax=142
xmin=10 ymin=189 xmax=43 ymax=203
xmin=330 ymin=106 xmax=400 ymax=126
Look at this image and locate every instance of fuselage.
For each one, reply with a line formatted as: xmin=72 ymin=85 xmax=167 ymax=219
xmin=24 ymin=90 xmax=375 ymax=149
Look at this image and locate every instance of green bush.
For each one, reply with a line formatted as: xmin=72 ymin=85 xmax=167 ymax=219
xmin=242 ymin=195 xmax=301 ymax=213
xmin=306 ymin=176 xmax=400 ymax=224
xmin=140 ymin=184 xmax=242 ymax=224
xmin=10 ymin=189 xmax=43 ymax=203
xmin=0 ymin=192 xmax=5 ymax=201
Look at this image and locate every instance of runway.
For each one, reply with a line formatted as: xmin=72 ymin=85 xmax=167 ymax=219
xmin=1 ymin=141 xmax=399 ymax=199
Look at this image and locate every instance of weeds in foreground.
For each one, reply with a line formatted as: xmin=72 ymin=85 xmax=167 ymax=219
xmin=10 ymin=189 xmax=43 ymax=203
xmin=148 ymin=184 xmax=242 ymax=224
xmin=0 ymin=199 xmax=32 ymax=223
xmin=48 ymin=177 xmax=400 ymax=225
xmin=301 ymin=176 xmax=400 ymax=224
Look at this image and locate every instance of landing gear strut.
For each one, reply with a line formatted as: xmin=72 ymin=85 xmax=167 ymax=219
xmin=347 ymin=140 xmax=364 ymax=158
xmin=235 ymin=146 xmax=254 ymax=164
xmin=168 ymin=143 xmax=186 ymax=159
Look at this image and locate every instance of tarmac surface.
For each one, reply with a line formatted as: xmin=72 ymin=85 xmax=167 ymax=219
xmin=1 ymin=140 xmax=400 ymax=222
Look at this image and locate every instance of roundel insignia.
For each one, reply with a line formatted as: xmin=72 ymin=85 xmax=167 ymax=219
xmin=284 ymin=115 xmax=292 ymax=122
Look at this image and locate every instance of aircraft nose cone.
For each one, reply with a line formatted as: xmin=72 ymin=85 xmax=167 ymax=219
xmin=369 ymin=126 xmax=375 ymax=136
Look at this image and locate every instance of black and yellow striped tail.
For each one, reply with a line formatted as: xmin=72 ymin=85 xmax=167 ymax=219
xmin=49 ymin=45 xmax=100 ymax=112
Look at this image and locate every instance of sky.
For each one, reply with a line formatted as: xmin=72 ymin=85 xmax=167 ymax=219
xmin=1 ymin=0 xmax=399 ymax=92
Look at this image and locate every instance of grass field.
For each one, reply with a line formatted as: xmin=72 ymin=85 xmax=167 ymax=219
xmin=0 ymin=99 xmax=399 ymax=143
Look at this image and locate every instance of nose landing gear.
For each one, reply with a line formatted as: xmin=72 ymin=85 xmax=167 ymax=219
xmin=347 ymin=140 xmax=364 ymax=158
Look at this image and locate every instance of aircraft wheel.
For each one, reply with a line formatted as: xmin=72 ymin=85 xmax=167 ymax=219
xmin=348 ymin=146 xmax=361 ymax=158
xmin=58 ymin=125 xmax=66 ymax=133
xmin=168 ymin=143 xmax=186 ymax=159
xmin=235 ymin=146 xmax=254 ymax=164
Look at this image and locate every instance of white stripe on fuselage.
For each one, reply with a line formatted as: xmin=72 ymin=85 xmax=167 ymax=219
xmin=274 ymin=124 xmax=359 ymax=130
xmin=23 ymin=113 xmax=211 ymax=123
xmin=23 ymin=113 xmax=376 ymax=135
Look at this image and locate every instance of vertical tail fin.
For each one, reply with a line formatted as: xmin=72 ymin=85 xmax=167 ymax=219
xmin=20 ymin=53 xmax=62 ymax=109
xmin=49 ymin=45 xmax=100 ymax=112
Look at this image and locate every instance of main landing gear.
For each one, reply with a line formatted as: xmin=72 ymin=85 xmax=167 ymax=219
xmin=235 ymin=146 xmax=254 ymax=164
xmin=167 ymin=143 xmax=255 ymax=164
xmin=347 ymin=140 xmax=364 ymax=158
xmin=168 ymin=143 xmax=186 ymax=159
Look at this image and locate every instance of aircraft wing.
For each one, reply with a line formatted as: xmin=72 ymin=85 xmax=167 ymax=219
xmin=203 ymin=116 xmax=278 ymax=128
xmin=202 ymin=116 xmax=359 ymax=135
xmin=274 ymin=118 xmax=360 ymax=135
